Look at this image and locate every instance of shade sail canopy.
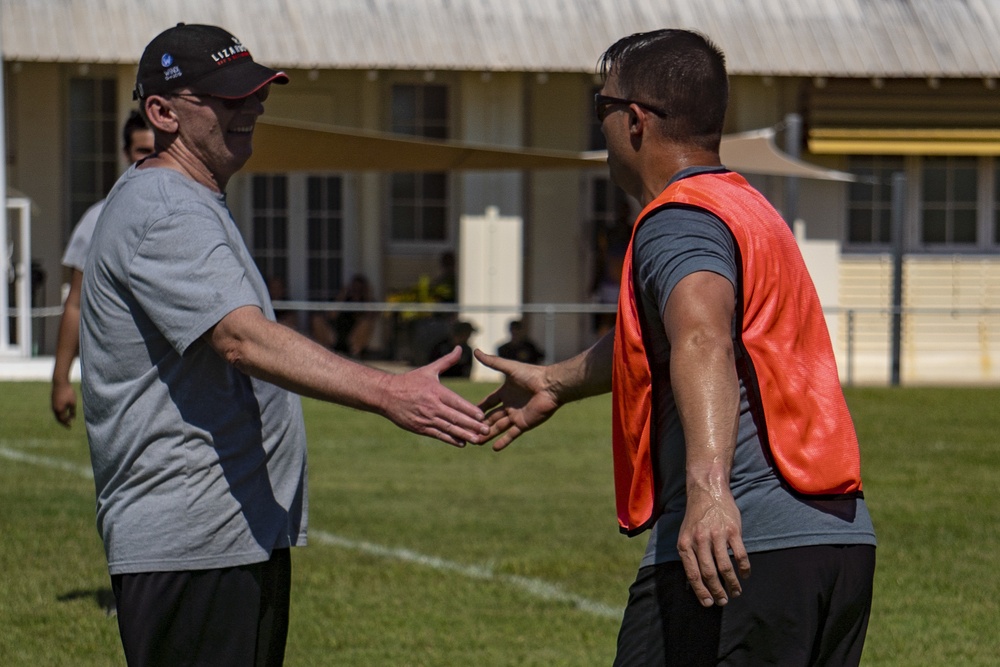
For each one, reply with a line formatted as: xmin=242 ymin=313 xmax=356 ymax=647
xmin=718 ymin=128 xmax=856 ymax=181
xmin=246 ymin=118 xmax=855 ymax=181
xmin=246 ymin=118 xmax=606 ymax=172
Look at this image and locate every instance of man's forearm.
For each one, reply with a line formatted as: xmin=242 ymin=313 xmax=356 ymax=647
xmin=546 ymin=328 xmax=615 ymax=405
xmin=209 ymin=305 xmax=392 ymax=415
xmin=670 ymin=331 xmax=740 ymax=491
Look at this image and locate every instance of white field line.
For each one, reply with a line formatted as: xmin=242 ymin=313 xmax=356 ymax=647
xmin=0 ymin=443 xmax=94 ymax=478
xmin=0 ymin=444 xmax=621 ymax=621
xmin=311 ymin=530 xmax=621 ymax=619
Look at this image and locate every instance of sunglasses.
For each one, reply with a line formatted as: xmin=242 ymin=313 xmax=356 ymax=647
xmin=169 ymin=87 xmax=270 ymax=110
xmin=594 ymin=93 xmax=669 ymax=123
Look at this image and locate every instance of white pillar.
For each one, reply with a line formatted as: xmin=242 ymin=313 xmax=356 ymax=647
xmin=459 ymin=206 xmax=522 ymax=381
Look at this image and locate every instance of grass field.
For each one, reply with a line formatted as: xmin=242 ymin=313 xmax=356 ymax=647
xmin=1 ymin=381 xmax=998 ymax=665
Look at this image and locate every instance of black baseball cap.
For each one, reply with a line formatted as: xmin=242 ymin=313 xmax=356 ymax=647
xmin=133 ymin=23 xmax=288 ymax=100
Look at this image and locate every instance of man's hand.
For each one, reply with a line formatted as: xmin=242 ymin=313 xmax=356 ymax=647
xmin=676 ymin=480 xmax=751 ymax=607
xmin=473 ymin=350 xmax=561 ymax=450
xmin=51 ymin=382 xmax=77 ymax=428
xmin=379 ymin=346 xmax=490 ymax=447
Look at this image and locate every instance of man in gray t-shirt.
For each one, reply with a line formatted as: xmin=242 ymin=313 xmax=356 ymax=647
xmin=82 ymin=24 xmax=488 ymax=667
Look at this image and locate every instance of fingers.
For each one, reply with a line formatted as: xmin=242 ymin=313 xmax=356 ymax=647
xmin=679 ymin=544 xmax=720 ymax=608
xmin=424 ymin=346 xmax=461 ymax=374
xmin=53 ymin=403 xmax=75 ymax=428
xmin=438 ymin=392 xmax=489 ymax=439
xmin=731 ymin=537 xmax=751 ymax=582
xmin=429 ymin=428 xmax=468 ymax=448
xmin=473 ymin=348 xmax=516 ymax=374
xmin=491 ymin=428 xmax=522 ymax=451
xmin=472 ymin=348 xmax=498 ymax=368
xmin=477 ymin=386 xmax=503 ymax=413
xmin=713 ymin=540 xmax=741 ymax=602
xmin=420 ymin=384 xmax=489 ymax=444
xmin=679 ymin=540 xmax=749 ymax=608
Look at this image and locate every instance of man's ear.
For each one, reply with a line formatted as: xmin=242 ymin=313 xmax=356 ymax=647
xmin=143 ymin=96 xmax=179 ymax=134
xmin=628 ymin=103 xmax=646 ymax=144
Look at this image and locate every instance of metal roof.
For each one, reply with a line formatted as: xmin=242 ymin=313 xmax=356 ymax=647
xmin=3 ymin=0 xmax=1000 ymax=77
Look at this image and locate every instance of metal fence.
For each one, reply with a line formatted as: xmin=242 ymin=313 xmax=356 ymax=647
xmin=11 ymin=302 xmax=1000 ymax=386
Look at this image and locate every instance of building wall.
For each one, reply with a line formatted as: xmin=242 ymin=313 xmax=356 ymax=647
xmin=7 ymin=57 xmax=1000 ymax=378
xmin=8 ymin=63 xmax=64 ymax=351
xmin=837 ymin=254 xmax=1000 ymax=385
xmin=526 ymin=73 xmax=594 ymax=359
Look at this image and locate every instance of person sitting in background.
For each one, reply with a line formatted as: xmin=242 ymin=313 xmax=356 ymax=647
xmin=267 ymin=275 xmax=299 ymax=330
xmin=497 ymin=319 xmax=543 ymax=364
xmin=310 ymin=273 xmax=377 ymax=359
xmin=430 ymin=320 xmax=477 ymax=378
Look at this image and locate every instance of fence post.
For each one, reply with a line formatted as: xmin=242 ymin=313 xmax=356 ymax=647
xmin=890 ymin=172 xmax=906 ymax=386
xmin=543 ymin=305 xmax=556 ymax=365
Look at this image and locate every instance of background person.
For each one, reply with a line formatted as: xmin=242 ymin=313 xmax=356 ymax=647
xmin=80 ymin=23 xmax=487 ymax=667
xmin=430 ymin=320 xmax=476 ymax=378
xmin=475 ymin=29 xmax=876 ymax=666
xmin=310 ymin=272 xmax=377 ymax=358
xmin=497 ymin=319 xmax=543 ymax=364
xmin=50 ymin=111 xmax=154 ymax=426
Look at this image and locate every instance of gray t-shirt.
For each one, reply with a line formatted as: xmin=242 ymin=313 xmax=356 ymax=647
xmin=633 ymin=167 xmax=876 ymax=567
xmin=81 ymin=165 xmax=308 ymax=575
xmin=62 ymin=199 xmax=104 ymax=271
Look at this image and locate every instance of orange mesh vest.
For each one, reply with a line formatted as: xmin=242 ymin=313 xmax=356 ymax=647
xmin=611 ymin=171 xmax=863 ymax=536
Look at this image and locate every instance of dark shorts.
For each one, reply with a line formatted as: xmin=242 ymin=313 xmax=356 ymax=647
xmin=614 ymin=544 xmax=876 ymax=667
xmin=111 ymin=548 xmax=291 ymax=667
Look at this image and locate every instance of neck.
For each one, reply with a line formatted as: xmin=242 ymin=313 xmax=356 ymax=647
xmin=637 ymin=145 xmax=722 ymax=206
xmin=139 ymin=146 xmax=228 ymax=193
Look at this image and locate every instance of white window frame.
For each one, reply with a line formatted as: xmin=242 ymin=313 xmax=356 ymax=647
xmin=240 ymin=173 xmax=356 ymax=301
xmin=385 ymin=80 xmax=455 ymax=254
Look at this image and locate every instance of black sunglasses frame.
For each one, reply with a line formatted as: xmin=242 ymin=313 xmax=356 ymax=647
xmin=594 ymin=93 xmax=669 ymax=123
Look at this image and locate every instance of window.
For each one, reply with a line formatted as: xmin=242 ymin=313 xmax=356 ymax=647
xmin=306 ymin=176 xmax=345 ymax=300
xmin=846 ymin=156 xmax=904 ymax=246
xmin=248 ymin=174 xmax=348 ymax=302
xmin=389 ymin=84 xmax=449 ymax=244
xmin=920 ymin=156 xmax=978 ymax=246
xmin=251 ymin=175 xmax=289 ymax=285
xmin=67 ymin=78 xmax=117 ymax=231
xmin=848 ymin=155 xmax=1000 ymax=252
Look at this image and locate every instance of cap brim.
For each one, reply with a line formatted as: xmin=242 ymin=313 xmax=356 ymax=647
xmin=189 ymin=60 xmax=289 ymax=99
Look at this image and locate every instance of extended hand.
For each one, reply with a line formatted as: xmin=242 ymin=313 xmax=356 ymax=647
xmin=473 ymin=349 xmax=560 ymax=450
xmin=676 ymin=485 xmax=751 ymax=607
xmin=381 ymin=346 xmax=490 ymax=447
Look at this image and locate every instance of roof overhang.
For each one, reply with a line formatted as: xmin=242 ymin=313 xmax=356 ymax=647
xmin=247 ymin=118 xmax=855 ymax=181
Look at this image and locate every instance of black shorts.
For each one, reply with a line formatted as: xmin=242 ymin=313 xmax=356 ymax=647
xmin=614 ymin=544 xmax=876 ymax=667
xmin=111 ymin=548 xmax=291 ymax=667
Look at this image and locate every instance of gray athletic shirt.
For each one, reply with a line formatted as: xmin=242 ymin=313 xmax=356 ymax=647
xmin=634 ymin=167 xmax=875 ymax=567
xmin=62 ymin=199 xmax=104 ymax=271
xmin=80 ymin=165 xmax=308 ymax=575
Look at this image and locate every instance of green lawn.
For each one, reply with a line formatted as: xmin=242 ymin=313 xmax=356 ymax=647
xmin=1 ymin=382 xmax=998 ymax=665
